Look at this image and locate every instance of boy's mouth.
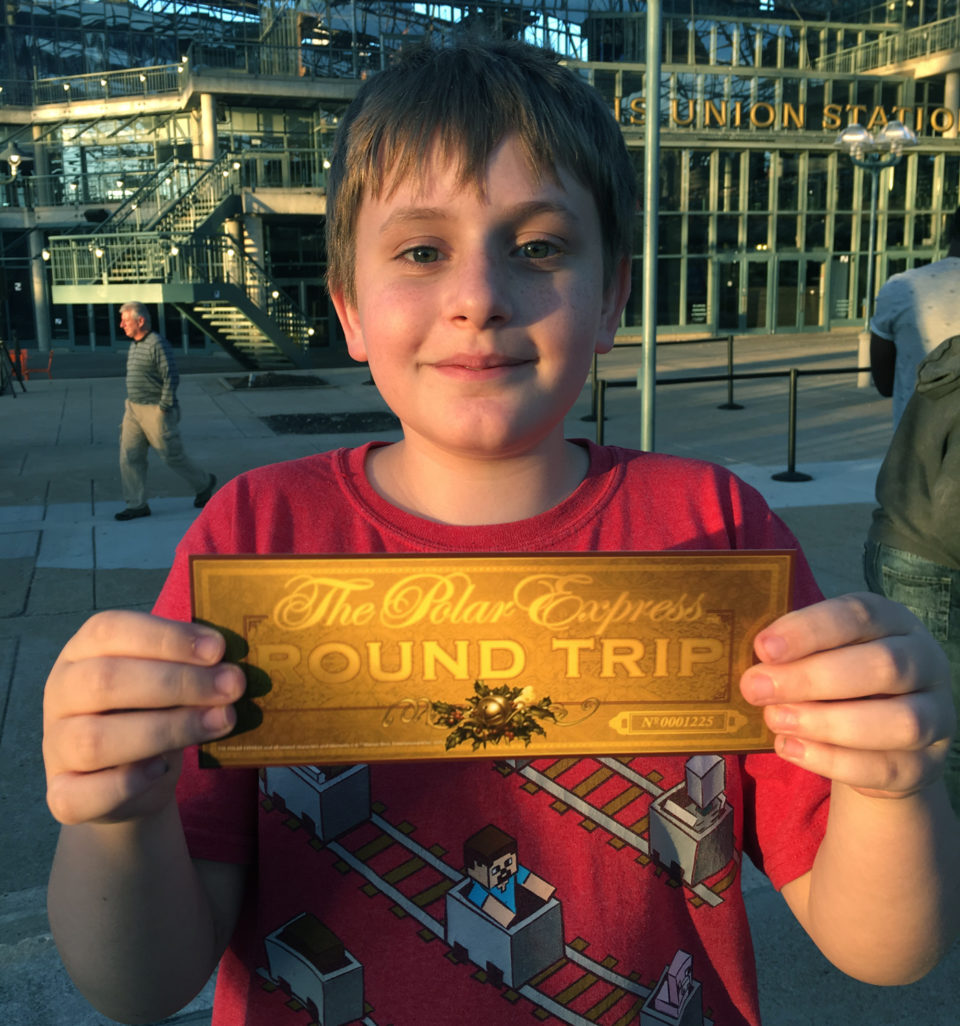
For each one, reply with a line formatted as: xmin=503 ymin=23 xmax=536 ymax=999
xmin=431 ymin=353 xmax=532 ymax=375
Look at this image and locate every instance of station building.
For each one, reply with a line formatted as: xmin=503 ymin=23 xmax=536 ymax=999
xmin=1 ymin=1 xmax=959 ymax=367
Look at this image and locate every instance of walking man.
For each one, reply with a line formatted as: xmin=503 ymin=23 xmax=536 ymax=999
xmin=115 ymin=302 xmax=216 ymax=521
xmin=870 ymin=206 xmax=960 ymax=427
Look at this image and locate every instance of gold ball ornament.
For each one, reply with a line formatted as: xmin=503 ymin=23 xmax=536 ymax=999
xmin=478 ymin=696 xmax=510 ymax=727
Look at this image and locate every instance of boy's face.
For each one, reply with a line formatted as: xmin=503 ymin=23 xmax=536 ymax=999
xmin=331 ymin=135 xmax=629 ymax=463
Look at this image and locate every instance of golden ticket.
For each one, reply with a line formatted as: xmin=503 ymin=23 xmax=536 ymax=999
xmin=192 ymin=551 xmax=793 ymax=767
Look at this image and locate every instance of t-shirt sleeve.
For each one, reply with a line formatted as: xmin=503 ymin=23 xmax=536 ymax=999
xmin=869 ymin=276 xmax=907 ymax=340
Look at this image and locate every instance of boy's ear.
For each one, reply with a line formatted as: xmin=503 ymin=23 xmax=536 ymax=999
xmin=329 ymin=287 xmax=369 ymax=363
xmin=595 ymin=255 xmax=632 ymax=356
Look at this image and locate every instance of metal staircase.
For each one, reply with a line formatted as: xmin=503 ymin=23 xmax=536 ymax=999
xmin=47 ymin=152 xmax=318 ymax=369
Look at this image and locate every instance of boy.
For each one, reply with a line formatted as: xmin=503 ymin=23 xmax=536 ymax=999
xmin=43 ymin=41 xmax=958 ymax=1026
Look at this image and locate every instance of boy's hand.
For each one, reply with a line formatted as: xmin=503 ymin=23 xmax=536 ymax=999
xmin=43 ymin=611 xmax=245 ymax=826
xmin=740 ymin=592 xmax=955 ymax=798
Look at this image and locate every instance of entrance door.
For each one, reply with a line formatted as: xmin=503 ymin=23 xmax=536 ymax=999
xmin=745 ymin=259 xmax=770 ymax=330
xmin=775 ymin=258 xmax=801 ymax=329
xmin=801 ymin=259 xmax=826 ymax=328
xmin=717 ymin=259 xmax=741 ymax=332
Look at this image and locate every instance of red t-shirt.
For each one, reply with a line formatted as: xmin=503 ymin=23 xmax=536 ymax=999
xmin=159 ymin=442 xmax=829 ymax=1026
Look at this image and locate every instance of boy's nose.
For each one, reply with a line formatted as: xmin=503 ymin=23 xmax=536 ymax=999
xmin=445 ymin=250 xmax=513 ymax=330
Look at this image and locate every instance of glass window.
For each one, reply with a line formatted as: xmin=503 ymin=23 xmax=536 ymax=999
xmin=944 ymin=154 xmax=960 ymax=213
xmin=760 ymin=27 xmax=780 ymax=67
xmin=659 ymin=214 xmax=683 ymax=254
xmin=717 ymin=214 xmax=740 ymax=251
xmin=777 ymin=215 xmax=799 ymax=249
xmin=834 ymin=215 xmax=852 ymax=251
xmin=686 ymin=259 xmax=709 ymax=324
xmin=913 ymin=213 xmax=934 ymax=247
xmin=806 ymin=214 xmax=826 ymax=249
xmin=806 ymin=80 xmax=826 ymax=130
xmin=755 ymin=76 xmax=777 ymax=106
xmin=669 ymin=20 xmax=690 ymax=64
xmin=718 ymin=153 xmax=741 ymax=212
xmin=886 ymin=215 xmax=905 ymax=247
xmin=688 ymin=151 xmax=712 ymax=212
xmin=777 ymin=153 xmax=801 ymax=210
xmin=659 ymin=151 xmax=683 ymax=211
xmin=887 ymin=161 xmax=908 ymax=211
xmin=836 ymin=159 xmax=855 ymax=211
xmin=715 ymin=23 xmax=734 ymax=65
xmin=693 ymin=21 xmax=712 ymax=64
xmin=807 ymin=151 xmax=830 ymax=209
xmin=658 ymin=259 xmax=681 ymax=324
xmin=915 ymin=154 xmax=936 ymax=209
xmin=748 ymin=152 xmax=771 ymax=210
xmin=748 ymin=214 xmax=770 ymax=248
xmin=776 ymin=260 xmax=799 ymax=328
xmin=736 ymin=24 xmax=755 ymax=66
xmin=687 ymin=213 xmax=709 ymax=254
xmin=746 ymin=262 xmax=768 ymax=328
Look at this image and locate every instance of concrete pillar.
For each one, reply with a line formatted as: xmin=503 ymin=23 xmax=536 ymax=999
xmin=200 ymin=93 xmax=218 ymax=162
xmin=28 ymin=229 xmax=51 ymax=353
xmin=944 ymin=71 xmax=959 ymax=141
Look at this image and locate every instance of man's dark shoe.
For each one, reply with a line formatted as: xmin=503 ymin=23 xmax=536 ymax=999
xmin=115 ymin=505 xmax=151 ymax=521
xmin=194 ymin=473 xmax=217 ymax=508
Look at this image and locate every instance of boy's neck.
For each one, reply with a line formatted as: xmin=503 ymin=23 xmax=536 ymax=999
xmin=365 ymin=437 xmax=590 ymax=526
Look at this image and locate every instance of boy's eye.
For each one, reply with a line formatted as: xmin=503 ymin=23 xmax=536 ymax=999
xmin=401 ymin=245 xmax=440 ymax=264
xmin=518 ymin=240 xmax=558 ymax=260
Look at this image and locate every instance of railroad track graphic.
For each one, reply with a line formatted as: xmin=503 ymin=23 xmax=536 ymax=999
xmin=257 ymin=755 xmax=728 ymax=1024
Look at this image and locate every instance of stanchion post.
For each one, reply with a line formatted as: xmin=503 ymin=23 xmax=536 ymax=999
xmin=596 ymin=379 xmax=606 ymax=446
xmin=772 ymin=368 xmax=812 ymax=482
xmin=717 ymin=333 xmax=743 ymax=410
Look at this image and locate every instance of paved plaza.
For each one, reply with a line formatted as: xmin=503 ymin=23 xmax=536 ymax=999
xmin=1 ymin=331 xmax=958 ymax=1025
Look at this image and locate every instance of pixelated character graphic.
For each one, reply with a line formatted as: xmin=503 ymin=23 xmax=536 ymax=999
xmin=445 ymin=824 xmax=564 ymax=988
xmin=261 ymin=764 xmax=371 ymax=842
xmin=263 ymin=912 xmax=364 ymax=1026
xmin=641 ymin=950 xmax=705 ymax=1026
xmin=648 ymin=755 xmax=735 ymax=887
xmin=432 ymin=681 xmax=557 ymax=751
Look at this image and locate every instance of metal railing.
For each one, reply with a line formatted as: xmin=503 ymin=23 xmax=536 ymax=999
xmin=0 ymin=150 xmax=328 ymax=212
xmin=47 ymin=232 xmax=313 ymax=354
xmin=31 ymin=64 xmax=186 ymax=107
xmin=186 ymin=39 xmax=375 ymax=80
xmin=815 ymin=16 xmax=960 ymax=74
xmin=0 ymin=168 xmax=159 ymax=210
xmin=590 ymin=335 xmax=872 ymax=479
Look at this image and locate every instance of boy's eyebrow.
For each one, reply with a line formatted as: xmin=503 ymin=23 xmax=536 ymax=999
xmin=378 ymin=199 xmax=580 ymax=234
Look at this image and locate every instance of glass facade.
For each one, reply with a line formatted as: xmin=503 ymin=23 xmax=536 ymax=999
xmin=1 ymin=1 xmax=959 ymax=352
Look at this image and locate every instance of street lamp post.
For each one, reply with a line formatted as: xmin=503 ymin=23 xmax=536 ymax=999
xmin=834 ymin=120 xmax=917 ymax=387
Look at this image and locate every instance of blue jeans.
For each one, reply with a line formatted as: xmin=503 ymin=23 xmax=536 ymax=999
xmin=864 ymin=539 xmax=960 ymax=814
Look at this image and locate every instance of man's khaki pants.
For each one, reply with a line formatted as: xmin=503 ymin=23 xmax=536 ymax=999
xmin=119 ymin=399 xmax=210 ymax=509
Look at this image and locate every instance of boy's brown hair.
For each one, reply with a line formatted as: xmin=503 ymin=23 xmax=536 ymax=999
xmin=325 ymin=39 xmax=637 ymax=306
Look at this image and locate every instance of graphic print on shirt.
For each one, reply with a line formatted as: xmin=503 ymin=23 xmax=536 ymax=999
xmin=255 ymin=755 xmax=736 ymax=1025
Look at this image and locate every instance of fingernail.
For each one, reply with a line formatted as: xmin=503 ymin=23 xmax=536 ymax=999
xmin=214 ymin=666 xmax=243 ymax=697
xmin=776 ymin=735 xmax=805 ymax=762
xmin=744 ymin=672 xmax=776 ymax=703
xmin=194 ymin=631 xmax=222 ymax=662
xmin=757 ymin=633 xmax=787 ymax=661
xmin=202 ymin=705 xmax=233 ymax=734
